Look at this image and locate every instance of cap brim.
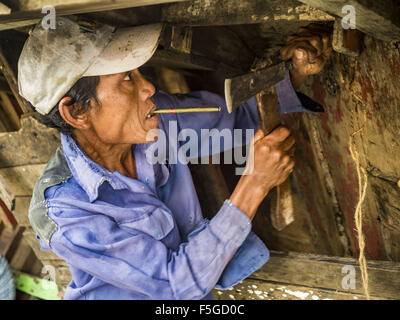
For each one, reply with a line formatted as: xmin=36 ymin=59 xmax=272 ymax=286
xmin=83 ymin=23 xmax=163 ymax=77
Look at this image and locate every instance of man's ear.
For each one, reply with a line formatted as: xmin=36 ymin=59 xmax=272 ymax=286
xmin=58 ymin=97 xmax=91 ymax=130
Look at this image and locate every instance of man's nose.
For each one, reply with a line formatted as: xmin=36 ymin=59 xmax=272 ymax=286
xmin=135 ymin=69 xmax=156 ymax=97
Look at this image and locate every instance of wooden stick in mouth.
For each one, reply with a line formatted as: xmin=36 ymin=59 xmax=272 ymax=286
xmin=146 ymin=106 xmax=221 ymax=118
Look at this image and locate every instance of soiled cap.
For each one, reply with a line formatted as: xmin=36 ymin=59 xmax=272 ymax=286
xmin=18 ymin=16 xmax=163 ymax=115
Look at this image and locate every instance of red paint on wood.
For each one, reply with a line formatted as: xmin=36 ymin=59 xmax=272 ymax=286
xmin=0 ymin=197 xmax=18 ymax=228
xmin=359 ymin=75 xmax=374 ymax=104
xmin=389 ymin=57 xmax=400 ymax=78
xmin=363 ymin=222 xmax=384 ymax=260
xmin=334 ymin=93 xmax=344 ymax=122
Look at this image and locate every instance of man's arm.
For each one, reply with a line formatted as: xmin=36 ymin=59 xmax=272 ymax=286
xmin=153 ymin=70 xmax=304 ymax=161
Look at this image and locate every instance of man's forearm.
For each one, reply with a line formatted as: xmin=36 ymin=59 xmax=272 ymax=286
xmin=229 ymin=176 xmax=269 ymax=222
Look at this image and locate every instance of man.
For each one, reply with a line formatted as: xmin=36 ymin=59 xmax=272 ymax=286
xmin=18 ymin=16 xmax=331 ymax=299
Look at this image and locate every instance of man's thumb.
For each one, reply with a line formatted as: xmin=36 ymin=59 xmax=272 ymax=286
xmin=252 ymin=127 xmax=265 ymax=144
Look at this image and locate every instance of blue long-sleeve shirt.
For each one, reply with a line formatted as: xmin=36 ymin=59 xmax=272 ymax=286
xmin=29 ymin=70 xmax=320 ymax=300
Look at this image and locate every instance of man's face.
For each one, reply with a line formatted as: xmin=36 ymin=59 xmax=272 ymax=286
xmin=87 ymin=69 xmax=159 ymax=144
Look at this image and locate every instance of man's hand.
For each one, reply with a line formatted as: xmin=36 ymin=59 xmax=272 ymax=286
xmin=230 ymin=126 xmax=295 ymax=220
xmin=280 ymin=23 xmax=333 ymax=89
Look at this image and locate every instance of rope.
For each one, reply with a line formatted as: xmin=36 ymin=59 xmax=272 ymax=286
xmin=349 ymin=127 xmax=370 ymax=300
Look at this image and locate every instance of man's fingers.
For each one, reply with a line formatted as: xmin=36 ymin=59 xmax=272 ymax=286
xmin=265 ymin=126 xmax=291 ymax=144
xmin=305 ymin=55 xmax=326 ymax=75
xmin=279 ymin=135 xmax=296 ymax=152
xmin=281 ymin=41 xmax=317 ymax=62
xmin=286 ymin=35 xmax=323 ymax=56
xmin=288 ymin=145 xmax=296 ymax=157
xmin=290 ymin=46 xmax=327 ymax=76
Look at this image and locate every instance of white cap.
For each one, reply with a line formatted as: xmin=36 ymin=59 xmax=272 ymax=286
xmin=18 ymin=16 xmax=163 ymax=115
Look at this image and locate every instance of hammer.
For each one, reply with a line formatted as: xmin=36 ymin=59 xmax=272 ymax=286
xmin=225 ymin=52 xmax=295 ymax=231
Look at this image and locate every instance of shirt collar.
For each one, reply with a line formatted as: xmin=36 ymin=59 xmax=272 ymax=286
xmin=60 ymin=134 xmax=168 ymax=202
xmin=61 ymin=134 xmax=131 ymax=202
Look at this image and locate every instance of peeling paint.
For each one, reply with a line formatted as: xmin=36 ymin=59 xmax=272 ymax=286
xmin=284 ymin=289 xmax=310 ymax=300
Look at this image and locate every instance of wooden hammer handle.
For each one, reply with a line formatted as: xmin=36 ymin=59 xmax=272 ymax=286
xmin=256 ymin=89 xmax=295 ymax=231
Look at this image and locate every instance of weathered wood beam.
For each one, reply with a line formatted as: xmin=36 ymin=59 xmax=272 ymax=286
xmin=0 ymin=115 xmax=60 ymax=169
xmin=148 ymin=24 xmax=253 ymax=76
xmin=24 ymin=228 xmax=61 ymax=261
xmin=0 ymin=0 xmax=188 ymax=31
xmin=148 ymin=49 xmax=218 ymax=71
xmin=0 ymin=164 xmax=46 ymax=209
xmin=0 ymin=197 xmax=18 ymax=228
xmin=0 ymin=75 xmax=12 ymax=94
xmin=249 ymin=250 xmax=400 ymax=300
xmin=0 ymin=115 xmax=60 ymax=229
xmin=0 ymin=91 xmax=21 ymax=130
xmin=213 ymin=278 xmax=369 ymax=300
xmin=0 ymin=49 xmax=32 ymax=113
xmin=1 ymin=226 xmax=24 ymax=261
xmin=297 ymin=0 xmax=400 ymax=41
xmin=162 ymin=0 xmax=334 ymax=26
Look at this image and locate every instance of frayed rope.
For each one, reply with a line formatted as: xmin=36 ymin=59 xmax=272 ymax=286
xmin=349 ymin=126 xmax=370 ymax=300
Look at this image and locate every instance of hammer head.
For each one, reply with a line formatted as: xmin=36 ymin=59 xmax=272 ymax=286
xmin=224 ymin=60 xmax=287 ymax=113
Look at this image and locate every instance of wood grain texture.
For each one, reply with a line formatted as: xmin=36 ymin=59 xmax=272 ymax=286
xmin=0 ymin=49 xmax=32 ymax=113
xmin=0 ymin=115 xmax=60 ymax=169
xmin=0 ymin=164 xmax=46 ymax=208
xmin=300 ymin=36 xmax=400 ymax=261
xmin=212 ymin=278 xmax=378 ymax=300
xmin=23 ymin=228 xmax=61 ymax=261
xmin=213 ymin=250 xmax=400 ymax=300
xmin=0 ymin=0 xmax=187 ymax=31
xmin=297 ymin=0 xmax=400 ymax=41
xmin=256 ymin=89 xmax=295 ymax=231
xmin=162 ymin=0 xmax=333 ymax=26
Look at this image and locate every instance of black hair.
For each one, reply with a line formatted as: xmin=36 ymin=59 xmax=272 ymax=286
xmin=40 ymin=76 xmax=100 ymax=136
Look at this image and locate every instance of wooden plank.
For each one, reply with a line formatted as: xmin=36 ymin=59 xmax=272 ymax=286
xmin=1 ymin=226 xmax=24 ymax=261
xmin=0 ymin=224 xmax=12 ymax=253
xmin=9 ymin=237 xmax=35 ymax=272
xmin=0 ymin=164 xmax=46 ymax=208
xmin=0 ymin=91 xmax=21 ymax=130
xmin=17 ymin=0 xmax=187 ymax=12
xmin=11 ymin=196 xmax=31 ymax=227
xmin=23 ymin=228 xmax=62 ymax=261
xmin=0 ymin=49 xmax=32 ymax=113
xmin=0 ymin=115 xmax=60 ymax=168
xmin=249 ymin=251 xmax=400 ymax=300
xmin=0 ymin=196 xmax=18 ymax=228
xmin=162 ymin=0 xmax=334 ymax=26
xmin=150 ymin=25 xmax=251 ymax=75
xmin=0 ymin=100 xmax=13 ymax=131
xmin=148 ymin=49 xmax=218 ymax=71
xmin=212 ymin=278 xmax=375 ymax=300
xmin=297 ymin=0 xmax=400 ymax=41
xmin=0 ymin=75 xmax=11 ymax=94
xmin=0 ymin=114 xmax=8 ymax=132
xmin=0 ymin=0 xmax=188 ymax=31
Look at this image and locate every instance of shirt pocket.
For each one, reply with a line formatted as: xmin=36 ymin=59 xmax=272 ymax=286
xmin=116 ymin=206 xmax=175 ymax=240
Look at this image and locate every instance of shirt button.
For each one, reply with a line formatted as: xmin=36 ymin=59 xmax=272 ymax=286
xmin=145 ymin=178 xmax=150 ymax=184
